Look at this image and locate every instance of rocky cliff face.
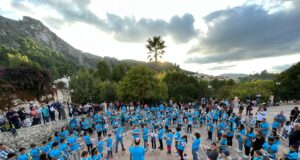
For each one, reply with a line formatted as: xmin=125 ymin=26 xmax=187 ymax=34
xmin=0 ymin=16 xmax=104 ymax=68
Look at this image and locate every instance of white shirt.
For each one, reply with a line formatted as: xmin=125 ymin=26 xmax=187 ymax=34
xmin=257 ymin=111 xmax=267 ymax=121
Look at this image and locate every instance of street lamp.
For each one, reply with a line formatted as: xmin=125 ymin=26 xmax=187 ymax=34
xmin=274 ymin=81 xmax=281 ymax=106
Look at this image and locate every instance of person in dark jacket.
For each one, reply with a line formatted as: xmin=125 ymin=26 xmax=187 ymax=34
xmin=251 ymin=130 xmax=265 ymax=157
xmin=17 ymin=107 xmax=27 ymax=127
xmin=290 ymin=107 xmax=299 ymax=122
xmin=289 ymin=123 xmax=300 ymax=152
xmin=203 ymin=142 xmax=219 ymax=160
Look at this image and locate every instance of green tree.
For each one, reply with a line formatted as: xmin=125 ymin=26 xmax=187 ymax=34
xmin=164 ymin=71 xmax=202 ymax=102
xmin=276 ymin=62 xmax=300 ymax=100
xmin=95 ymin=81 xmax=117 ymax=102
xmin=145 ymin=36 xmax=166 ymax=69
xmin=96 ymin=60 xmax=111 ymax=80
xmin=69 ymin=69 xmax=96 ymax=104
xmin=7 ymin=53 xmax=30 ymax=68
xmin=112 ymin=64 xmax=126 ymax=82
xmin=117 ymin=66 xmax=164 ymax=101
xmin=230 ymin=80 xmax=275 ymax=102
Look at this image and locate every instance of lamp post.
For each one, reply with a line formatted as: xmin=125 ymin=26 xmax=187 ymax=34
xmin=274 ymin=82 xmax=281 ymax=106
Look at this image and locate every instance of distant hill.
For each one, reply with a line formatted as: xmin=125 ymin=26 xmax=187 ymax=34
xmin=220 ymin=73 xmax=248 ymax=80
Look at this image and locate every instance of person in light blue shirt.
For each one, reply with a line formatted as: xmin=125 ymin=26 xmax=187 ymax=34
xmin=114 ymin=125 xmax=125 ymax=153
xmin=83 ymin=132 xmax=93 ymax=153
xmin=41 ymin=141 xmax=50 ymax=154
xmin=129 ymin=138 xmax=146 ymax=160
xmin=29 ymin=143 xmax=40 ymax=160
xmin=158 ymin=126 xmax=164 ymax=150
xmin=206 ymin=120 xmax=214 ymax=141
xmin=69 ymin=118 xmax=78 ymax=131
xmin=253 ymin=150 xmax=264 ymax=160
xmin=219 ymin=134 xmax=228 ymax=152
xmin=165 ymin=129 xmax=173 ymax=154
xmin=96 ymin=136 xmax=105 ymax=155
xmin=81 ymin=151 xmax=92 ymax=160
xmin=49 ymin=142 xmax=64 ymax=160
xmin=106 ymin=134 xmax=113 ymax=159
xmin=41 ymin=105 xmax=50 ymax=123
xmin=17 ymin=147 xmax=31 ymax=160
xmin=142 ymin=125 xmax=149 ymax=148
xmin=259 ymin=118 xmax=269 ymax=137
xmin=91 ymin=148 xmax=102 ymax=160
xmin=95 ymin=123 xmax=103 ymax=138
xmin=67 ymin=131 xmax=80 ymax=160
xmin=262 ymin=138 xmax=278 ymax=159
xmin=236 ymin=124 xmax=246 ymax=152
xmin=191 ymin=132 xmax=201 ymax=160
xmin=60 ymin=127 xmax=69 ymax=139
xmin=244 ymin=128 xmax=256 ymax=158
xmin=283 ymin=145 xmax=298 ymax=160
xmin=187 ymin=116 xmax=193 ymax=133
xmin=177 ymin=135 xmax=188 ymax=160
xmin=59 ymin=139 xmax=70 ymax=159
xmin=132 ymin=126 xmax=140 ymax=139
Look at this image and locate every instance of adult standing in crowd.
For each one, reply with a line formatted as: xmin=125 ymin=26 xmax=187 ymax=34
xmin=289 ymin=123 xmax=300 ymax=152
xmin=48 ymin=101 xmax=56 ymax=121
xmin=290 ymin=107 xmax=299 ymax=122
xmin=41 ymin=103 xmax=50 ymax=123
xmin=17 ymin=107 xmax=27 ymax=127
xmin=203 ymin=142 xmax=219 ymax=160
xmin=5 ymin=108 xmax=20 ymax=129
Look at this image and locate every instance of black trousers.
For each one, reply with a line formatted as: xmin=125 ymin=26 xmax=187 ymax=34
xmin=87 ymin=144 xmax=93 ymax=152
xmin=208 ymin=131 xmax=213 ymax=140
xmin=159 ymin=139 xmax=163 ymax=150
xmin=244 ymin=145 xmax=251 ymax=156
xmin=227 ymin=136 xmax=233 ymax=146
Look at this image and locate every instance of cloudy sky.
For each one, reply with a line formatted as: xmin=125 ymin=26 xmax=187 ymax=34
xmin=1 ymin=0 xmax=300 ymax=75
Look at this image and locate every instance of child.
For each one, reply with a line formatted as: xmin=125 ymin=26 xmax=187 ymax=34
xmin=282 ymin=121 xmax=292 ymax=139
xmin=59 ymin=139 xmax=70 ymax=159
xmin=29 ymin=143 xmax=40 ymax=160
xmin=41 ymin=141 xmax=50 ymax=154
xmin=49 ymin=142 xmax=63 ymax=160
xmin=177 ymin=135 xmax=188 ymax=160
xmin=165 ymin=129 xmax=173 ymax=154
xmin=206 ymin=120 xmax=214 ymax=141
xmin=235 ymin=124 xmax=245 ymax=153
xmin=253 ymin=150 xmax=264 ymax=160
xmin=18 ymin=147 xmax=31 ymax=160
xmin=281 ymin=145 xmax=298 ymax=160
xmin=81 ymin=150 xmax=92 ymax=160
xmin=96 ymin=136 xmax=104 ymax=156
xmin=83 ymin=132 xmax=93 ymax=153
xmin=219 ymin=134 xmax=228 ymax=152
xmin=150 ymin=129 xmax=157 ymax=152
xmin=106 ymin=134 xmax=113 ymax=159
xmin=95 ymin=123 xmax=103 ymax=138
xmin=262 ymin=138 xmax=278 ymax=159
xmin=158 ymin=126 xmax=164 ymax=150
xmin=91 ymin=148 xmax=103 ymax=160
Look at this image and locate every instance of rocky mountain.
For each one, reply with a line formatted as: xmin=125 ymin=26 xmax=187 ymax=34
xmin=0 ymin=15 xmax=106 ymax=68
xmin=0 ymin=15 xmax=182 ymax=74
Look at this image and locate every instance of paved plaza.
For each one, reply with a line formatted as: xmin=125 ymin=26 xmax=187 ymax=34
xmin=77 ymin=104 xmax=298 ymax=160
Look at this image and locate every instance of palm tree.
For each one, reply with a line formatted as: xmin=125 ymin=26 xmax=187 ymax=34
xmin=145 ymin=36 xmax=166 ymax=70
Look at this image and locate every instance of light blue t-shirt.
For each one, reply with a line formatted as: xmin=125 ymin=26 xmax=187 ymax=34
xmin=192 ymin=138 xmax=201 ymax=150
xmin=129 ymin=146 xmax=145 ymax=160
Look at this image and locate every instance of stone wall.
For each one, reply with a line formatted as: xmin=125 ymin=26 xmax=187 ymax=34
xmin=0 ymin=119 xmax=69 ymax=150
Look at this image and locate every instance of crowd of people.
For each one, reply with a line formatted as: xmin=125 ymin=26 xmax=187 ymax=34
xmin=0 ymin=101 xmax=70 ymax=133
xmin=0 ymin=99 xmax=299 ymax=160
